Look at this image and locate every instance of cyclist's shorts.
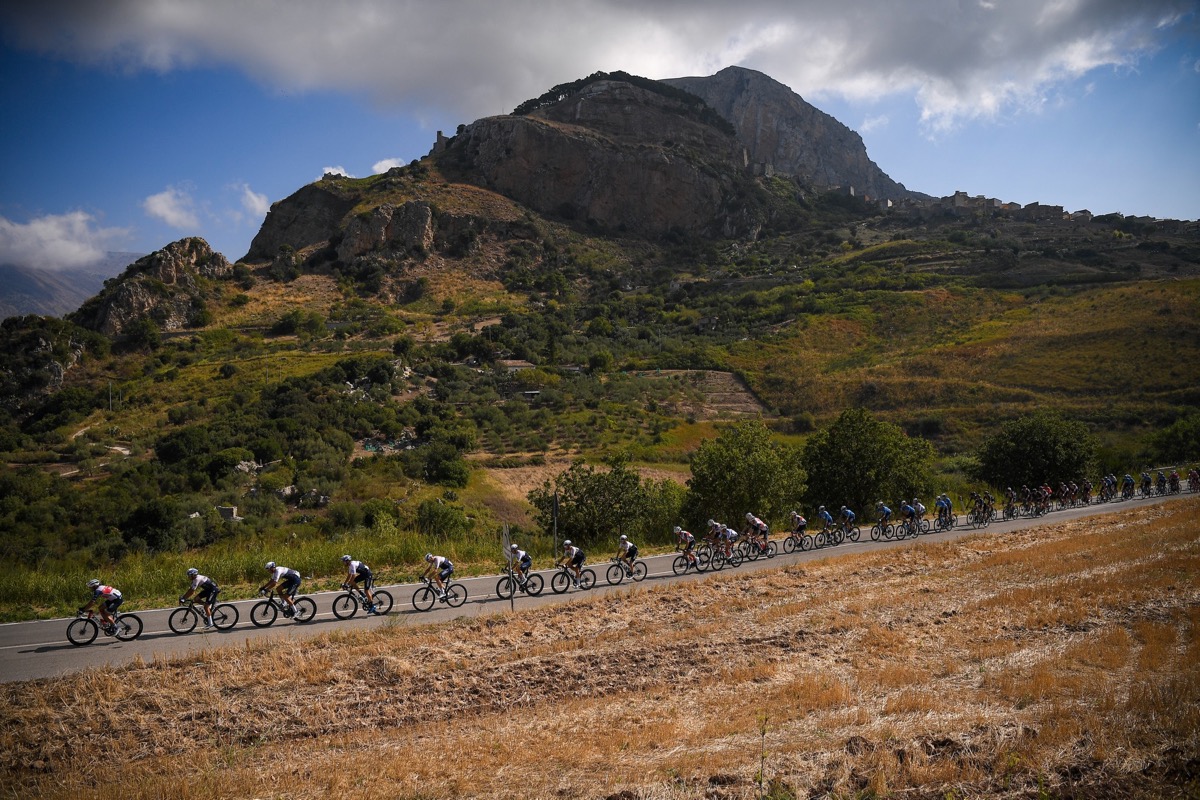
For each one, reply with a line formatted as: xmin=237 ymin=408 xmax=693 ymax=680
xmin=196 ymin=582 xmax=218 ymax=602
xmin=438 ymin=565 xmax=454 ymax=580
xmin=625 ymin=545 xmax=638 ymax=560
xmin=355 ymin=566 xmax=374 ymax=588
xmin=518 ymin=555 xmax=532 ymax=571
xmin=570 ymin=552 xmax=585 ymax=567
xmin=103 ymin=597 xmax=124 ymax=613
xmin=279 ymin=575 xmax=301 ymax=596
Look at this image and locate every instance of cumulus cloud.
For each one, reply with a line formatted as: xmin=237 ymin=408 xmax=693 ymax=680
xmin=1 ymin=0 xmax=1192 ymax=131
xmin=143 ymin=185 xmax=199 ymax=228
xmin=238 ymin=183 xmax=270 ymax=218
xmin=0 ymin=210 xmax=130 ymax=271
xmin=372 ymin=157 xmax=405 ymax=173
xmin=860 ymin=114 xmax=889 ymax=133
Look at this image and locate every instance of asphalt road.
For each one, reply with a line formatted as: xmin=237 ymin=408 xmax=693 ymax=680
xmin=0 ymin=493 xmax=1187 ymax=683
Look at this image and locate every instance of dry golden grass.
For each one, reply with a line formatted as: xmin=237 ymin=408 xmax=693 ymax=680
xmin=2 ymin=499 xmax=1198 ymax=799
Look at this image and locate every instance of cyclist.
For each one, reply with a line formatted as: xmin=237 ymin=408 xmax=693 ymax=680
xmin=816 ymin=505 xmax=834 ymax=532
xmin=80 ymin=578 xmax=123 ymax=632
xmin=899 ymin=500 xmax=917 ymax=533
xmin=789 ymin=510 xmax=808 ymax=539
xmin=508 ymin=543 xmax=533 ymax=584
xmin=421 ymin=553 xmax=454 ymax=597
xmin=558 ymin=540 xmax=586 ymax=587
xmin=341 ymin=555 xmax=377 ymax=612
xmin=839 ymin=506 xmax=856 ymax=534
xmin=179 ymin=568 xmax=218 ymax=628
xmin=261 ymin=561 xmax=301 ymax=617
xmin=876 ymin=502 xmax=892 ymax=528
xmin=1123 ymin=473 xmax=1135 ymax=498
xmin=720 ymin=523 xmax=739 ymax=556
xmin=675 ymin=526 xmax=697 ymax=566
xmin=743 ymin=512 xmax=769 ymax=551
xmin=615 ymin=534 xmax=639 ymax=574
xmin=913 ymin=498 xmax=926 ymax=525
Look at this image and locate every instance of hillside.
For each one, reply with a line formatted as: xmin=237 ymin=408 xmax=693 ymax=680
xmin=1 ymin=68 xmax=1198 ymax=621
xmin=2 ymin=500 xmax=1196 ymax=798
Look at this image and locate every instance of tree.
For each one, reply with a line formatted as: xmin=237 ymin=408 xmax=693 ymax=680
xmin=974 ymin=412 xmax=1097 ymax=489
xmin=683 ymin=420 xmax=806 ymax=531
xmin=802 ymin=408 xmax=934 ymax=519
xmin=528 ymin=453 xmax=646 ymax=546
xmin=1149 ymin=413 xmax=1200 ymax=464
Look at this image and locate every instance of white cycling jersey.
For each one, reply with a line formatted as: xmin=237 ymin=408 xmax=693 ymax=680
xmin=618 ymin=539 xmax=635 ymax=555
xmin=345 ymin=560 xmax=366 ymax=578
xmin=270 ymin=566 xmax=298 ymax=583
xmin=189 ymin=574 xmax=212 ymax=590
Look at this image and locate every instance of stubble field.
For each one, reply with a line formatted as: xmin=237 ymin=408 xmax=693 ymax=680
xmin=2 ymin=499 xmax=1198 ymax=799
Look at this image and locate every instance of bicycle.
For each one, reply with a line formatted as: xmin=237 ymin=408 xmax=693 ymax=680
xmin=606 ymin=556 xmax=648 ymax=585
xmin=250 ymin=589 xmax=317 ymax=627
xmin=67 ymin=609 xmax=143 ymax=646
xmin=496 ymin=566 xmax=545 ymax=599
xmin=869 ymin=521 xmax=894 ymax=541
xmin=168 ymin=597 xmax=239 ymax=634
xmin=550 ymin=563 xmax=597 ymax=593
xmin=671 ymin=549 xmax=707 ymax=575
xmin=332 ymin=583 xmax=394 ymax=619
xmin=782 ymin=529 xmax=813 ymax=552
xmin=839 ymin=522 xmax=861 ymax=543
xmin=737 ymin=536 xmax=777 ymax=561
xmin=412 ymin=576 xmax=467 ymax=611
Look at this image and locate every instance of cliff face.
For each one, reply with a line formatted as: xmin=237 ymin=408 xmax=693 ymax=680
xmin=70 ymin=238 xmax=230 ymax=338
xmin=245 ymin=182 xmax=358 ymax=262
xmin=663 ymin=66 xmax=922 ymax=201
xmin=441 ymin=80 xmax=764 ymax=238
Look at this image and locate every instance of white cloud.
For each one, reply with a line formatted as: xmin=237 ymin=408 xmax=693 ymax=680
xmin=1 ymin=0 xmax=1192 ymax=131
xmin=0 ymin=210 xmax=130 ymax=271
xmin=319 ymin=166 xmax=353 ymax=179
xmin=238 ymin=183 xmax=270 ymax=218
xmin=143 ymin=185 xmax=200 ymax=228
xmin=860 ymin=114 xmax=889 ymax=133
xmin=372 ymin=157 xmax=405 ymax=173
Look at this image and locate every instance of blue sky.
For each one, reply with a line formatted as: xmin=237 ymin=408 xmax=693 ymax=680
xmin=1 ymin=0 xmax=1197 ymax=271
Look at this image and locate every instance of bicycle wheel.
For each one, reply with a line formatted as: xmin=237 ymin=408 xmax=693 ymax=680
xmin=250 ymin=600 xmax=277 ymax=627
xmin=525 ymin=574 xmax=545 ymax=596
xmin=632 ymin=561 xmax=648 ymax=581
xmin=672 ymin=555 xmax=689 ymax=576
xmin=66 ymin=618 xmax=97 ymax=646
xmin=870 ymin=525 xmax=882 ymax=542
xmin=551 ymin=571 xmax=571 ymax=594
xmin=764 ymin=541 xmax=777 ymax=558
xmin=740 ymin=541 xmax=758 ymax=561
xmin=832 ymin=528 xmax=845 ymax=546
xmin=920 ymin=519 xmax=931 ymax=533
xmin=446 ymin=584 xmax=467 ymax=608
xmin=370 ymin=590 xmax=393 ymax=615
xmin=783 ymin=535 xmax=797 ymax=553
xmin=813 ymin=532 xmax=826 ymax=548
xmin=496 ymin=576 xmax=515 ymax=600
xmin=212 ymin=603 xmax=239 ymax=630
xmin=606 ymin=563 xmax=626 ymax=586
xmin=726 ymin=550 xmax=743 ymax=568
xmin=579 ymin=569 xmax=596 ymax=590
xmin=168 ymin=607 xmax=197 ymax=635
xmin=114 ymin=614 xmax=143 ymax=641
xmin=332 ymin=593 xmax=358 ymax=619
xmin=293 ymin=597 xmax=317 ymax=622
xmin=412 ymin=585 xmax=436 ymax=611
xmin=798 ymin=534 xmax=812 ymax=551
xmin=847 ymin=526 xmax=861 ymax=543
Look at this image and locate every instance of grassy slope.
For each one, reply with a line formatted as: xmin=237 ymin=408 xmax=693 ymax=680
xmin=3 ymin=498 xmax=1198 ymax=799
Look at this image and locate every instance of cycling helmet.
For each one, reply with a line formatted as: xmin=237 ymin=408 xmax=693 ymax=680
xmin=186 ymin=568 xmax=198 ymax=577
xmin=510 ymin=543 xmax=519 ymax=551
xmin=562 ymin=540 xmax=572 ymax=547
xmin=707 ymin=519 xmax=716 ymax=527
xmin=673 ymin=526 xmax=682 ymax=534
xmin=87 ymin=578 xmax=100 ymax=589
xmin=818 ymin=505 xmax=825 ymax=511
xmin=341 ymin=554 xmax=352 ymax=562
xmin=424 ymin=553 xmax=433 ymax=561
xmin=264 ymin=561 xmax=275 ymax=571
xmin=841 ymin=506 xmax=847 ymax=511
xmin=619 ymin=534 xmax=627 ymax=541
xmin=745 ymin=512 xmax=754 ymax=521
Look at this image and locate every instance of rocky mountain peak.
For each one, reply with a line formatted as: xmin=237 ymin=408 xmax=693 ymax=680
xmin=70 ymin=237 xmax=230 ymax=338
xmin=663 ymin=66 xmax=922 ymax=201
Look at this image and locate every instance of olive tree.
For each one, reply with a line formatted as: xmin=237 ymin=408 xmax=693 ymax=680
xmin=802 ymin=408 xmax=935 ymax=519
xmin=683 ymin=420 xmax=806 ymax=531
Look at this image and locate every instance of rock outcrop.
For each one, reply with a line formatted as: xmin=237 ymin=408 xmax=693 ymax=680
xmin=337 ymin=201 xmax=435 ymax=262
xmin=70 ymin=238 xmax=230 ymax=338
xmin=440 ymin=79 xmax=765 ymax=238
xmin=245 ymin=181 xmax=358 ymax=261
xmin=663 ymin=66 xmax=923 ymax=201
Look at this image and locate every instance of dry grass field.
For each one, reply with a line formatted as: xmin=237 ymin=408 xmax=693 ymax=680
xmin=3 ymin=499 xmax=1198 ymax=799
